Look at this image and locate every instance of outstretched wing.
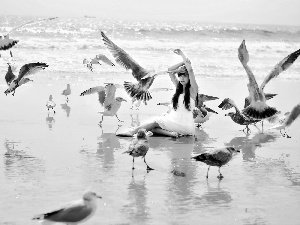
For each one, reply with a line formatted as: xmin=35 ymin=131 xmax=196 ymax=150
xmin=101 ymin=31 xmax=148 ymax=80
xmin=0 ymin=38 xmax=19 ymax=50
xmin=218 ymin=98 xmax=240 ymax=113
xmin=196 ymin=93 xmax=219 ymax=108
xmin=80 ymin=86 xmax=106 ymax=105
xmin=6 ymin=17 xmax=58 ymax=35
xmin=16 ymin=62 xmax=48 ymax=82
xmin=260 ymin=49 xmax=300 ymax=91
xmin=104 ymin=84 xmax=117 ymax=109
xmin=94 ymin=54 xmax=115 ymax=66
xmin=282 ymin=103 xmax=300 ymax=127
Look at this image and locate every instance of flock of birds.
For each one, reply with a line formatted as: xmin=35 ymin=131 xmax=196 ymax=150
xmin=1 ymin=17 xmax=300 ymax=224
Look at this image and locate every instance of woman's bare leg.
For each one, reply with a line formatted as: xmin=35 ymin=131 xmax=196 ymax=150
xmin=151 ymin=128 xmax=179 ymax=138
xmin=117 ymin=121 xmax=160 ymax=136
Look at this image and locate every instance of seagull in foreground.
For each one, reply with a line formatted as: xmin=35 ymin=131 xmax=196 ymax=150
xmin=32 ymin=191 xmax=101 ymax=224
xmin=123 ymin=129 xmax=154 ymax=171
xmin=62 ymin=84 xmax=71 ymax=102
xmin=101 ymin=31 xmax=167 ymax=105
xmin=238 ymin=40 xmax=300 ymax=120
xmin=80 ymin=83 xmax=127 ymax=125
xmin=83 ymin=54 xmax=115 ymax=72
xmin=0 ymin=17 xmax=57 ymax=51
xmin=4 ymin=62 xmax=48 ymax=96
xmin=192 ymin=147 xmax=240 ymax=179
xmin=46 ymin=95 xmax=56 ymax=113
xmin=269 ymin=103 xmax=300 ymax=138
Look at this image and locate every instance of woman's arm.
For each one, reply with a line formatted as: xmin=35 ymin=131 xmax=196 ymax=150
xmin=174 ymin=49 xmax=199 ymax=99
xmin=167 ymin=61 xmax=184 ymax=87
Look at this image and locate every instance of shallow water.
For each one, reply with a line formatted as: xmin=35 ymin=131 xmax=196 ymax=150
xmin=0 ymin=76 xmax=300 ymax=225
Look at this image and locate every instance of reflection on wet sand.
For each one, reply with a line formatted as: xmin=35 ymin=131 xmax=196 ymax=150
xmin=194 ymin=180 xmax=232 ymax=206
xmin=130 ymin=113 xmax=140 ymax=127
xmin=61 ymin=103 xmax=71 ymax=117
xmin=122 ymin=175 xmax=150 ymax=224
xmin=226 ymin=133 xmax=279 ymax=161
xmin=46 ymin=113 xmax=55 ymax=130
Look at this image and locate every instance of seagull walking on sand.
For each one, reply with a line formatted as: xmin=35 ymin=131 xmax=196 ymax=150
xmin=32 ymin=191 xmax=101 ymax=225
xmin=123 ymin=129 xmax=154 ymax=171
xmin=0 ymin=17 xmax=57 ymax=51
xmin=269 ymin=103 xmax=300 ymax=138
xmin=83 ymin=54 xmax=115 ymax=72
xmin=101 ymin=31 xmax=167 ymax=105
xmin=192 ymin=147 xmax=240 ymax=179
xmin=80 ymin=83 xmax=127 ymax=125
xmin=238 ymin=40 xmax=300 ymax=120
xmin=4 ymin=62 xmax=48 ymax=96
xmin=46 ymin=95 xmax=56 ymax=113
xmin=62 ymin=84 xmax=71 ymax=102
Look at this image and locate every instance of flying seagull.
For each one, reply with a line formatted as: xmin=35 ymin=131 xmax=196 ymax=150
xmin=100 ymin=31 xmax=167 ymax=105
xmin=192 ymin=147 xmax=240 ymax=179
xmin=123 ymin=129 xmax=154 ymax=171
xmin=83 ymin=54 xmax=115 ymax=72
xmin=269 ymin=103 xmax=300 ymax=138
xmin=238 ymin=40 xmax=300 ymax=120
xmin=0 ymin=17 xmax=58 ymax=51
xmin=80 ymin=83 xmax=127 ymax=125
xmin=32 ymin=191 xmax=101 ymax=224
xmin=4 ymin=62 xmax=48 ymax=96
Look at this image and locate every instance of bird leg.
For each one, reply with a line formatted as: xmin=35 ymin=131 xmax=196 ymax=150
xmin=206 ymin=166 xmax=210 ymax=179
xmin=281 ymin=129 xmax=291 ymax=138
xmin=116 ymin=115 xmax=124 ymax=122
xmin=132 ymin=157 xmax=135 ymax=170
xmin=261 ymin=121 xmax=264 ymax=133
xmin=217 ymin=167 xmax=224 ymax=179
xmin=144 ymin=157 xmax=154 ymax=171
xmin=98 ymin=115 xmax=103 ymax=126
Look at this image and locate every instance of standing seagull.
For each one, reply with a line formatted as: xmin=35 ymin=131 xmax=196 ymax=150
xmin=4 ymin=62 xmax=48 ymax=96
xmin=32 ymin=191 xmax=101 ymax=224
xmin=0 ymin=17 xmax=57 ymax=51
xmin=62 ymin=84 xmax=71 ymax=102
xmin=238 ymin=40 xmax=300 ymax=120
xmin=101 ymin=31 xmax=167 ymax=105
xmin=192 ymin=147 xmax=240 ymax=179
xmin=123 ymin=129 xmax=154 ymax=171
xmin=269 ymin=103 xmax=300 ymax=138
xmin=80 ymin=83 xmax=127 ymax=125
xmin=83 ymin=53 xmax=115 ymax=72
xmin=46 ymin=95 xmax=56 ymax=113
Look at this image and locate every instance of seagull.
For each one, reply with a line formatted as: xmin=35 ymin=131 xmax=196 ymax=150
xmin=4 ymin=62 xmax=48 ymax=96
xmin=0 ymin=17 xmax=57 ymax=51
xmin=123 ymin=129 xmax=154 ymax=171
xmin=193 ymin=109 xmax=214 ymax=127
xmin=80 ymin=83 xmax=127 ymax=125
xmin=32 ymin=191 xmax=101 ymax=224
xmin=83 ymin=54 xmax=115 ymax=72
xmin=269 ymin=103 xmax=300 ymax=138
xmin=62 ymin=84 xmax=71 ymax=102
xmin=46 ymin=95 xmax=56 ymax=113
xmin=196 ymin=93 xmax=219 ymax=109
xmin=238 ymin=40 xmax=300 ymax=120
xmin=100 ymin=31 xmax=167 ymax=105
xmin=192 ymin=147 xmax=240 ymax=179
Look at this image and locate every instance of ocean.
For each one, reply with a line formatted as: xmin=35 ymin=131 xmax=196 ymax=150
xmin=1 ymin=15 xmax=300 ymax=81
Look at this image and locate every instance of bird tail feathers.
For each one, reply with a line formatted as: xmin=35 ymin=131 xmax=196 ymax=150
xmin=124 ymin=81 xmax=152 ymax=104
xmin=242 ymin=103 xmax=278 ymax=120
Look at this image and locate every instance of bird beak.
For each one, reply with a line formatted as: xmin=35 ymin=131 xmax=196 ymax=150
xmin=236 ymin=150 xmax=241 ymax=152
xmin=96 ymin=195 xmax=102 ymax=199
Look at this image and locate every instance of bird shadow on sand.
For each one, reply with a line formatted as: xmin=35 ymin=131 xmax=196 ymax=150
xmin=46 ymin=112 xmax=55 ymax=130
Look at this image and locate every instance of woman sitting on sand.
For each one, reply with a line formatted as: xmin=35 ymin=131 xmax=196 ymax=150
xmin=117 ymin=49 xmax=198 ymax=137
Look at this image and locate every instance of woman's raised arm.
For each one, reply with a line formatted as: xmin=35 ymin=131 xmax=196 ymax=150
xmin=167 ymin=61 xmax=184 ymax=87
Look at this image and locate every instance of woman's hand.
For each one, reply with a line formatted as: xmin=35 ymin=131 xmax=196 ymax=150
xmin=173 ymin=49 xmax=183 ymax=55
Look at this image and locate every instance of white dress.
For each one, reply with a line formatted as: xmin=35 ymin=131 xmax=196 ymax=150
xmin=155 ymin=94 xmax=195 ymax=135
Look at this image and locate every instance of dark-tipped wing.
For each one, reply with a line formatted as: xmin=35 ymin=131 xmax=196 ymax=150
xmin=79 ymin=86 xmax=106 ymax=105
xmin=94 ymin=54 xmax=115 ymax=66
xmin=218 ymin=98 xmax=240 ymax=113
xmin=283 ymin=103 xmax=300 ymax=127
xmin=260 ymin=49 xmax=300 ymax=91
xmin=0 ymin=38 xmax=19 ymax=50
xmin=101 ymin=31 xmax=148 ymax=80
xmin=16 ymin=62 xmax=48 ymax=82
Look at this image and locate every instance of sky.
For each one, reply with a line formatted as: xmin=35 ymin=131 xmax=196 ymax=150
xmin=1 ymin=0 xmax=300 ymax=26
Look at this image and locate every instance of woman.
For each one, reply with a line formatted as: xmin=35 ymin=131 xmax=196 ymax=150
xmin=117 ymin=49 xmax=198 ymax=137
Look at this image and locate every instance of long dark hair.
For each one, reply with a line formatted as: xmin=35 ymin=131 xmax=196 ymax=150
xmin=172 ymin=81 xmax=191 ymax=111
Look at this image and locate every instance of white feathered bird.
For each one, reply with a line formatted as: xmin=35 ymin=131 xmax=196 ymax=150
xmin=83 ymin=54 xmax=115 ymax=72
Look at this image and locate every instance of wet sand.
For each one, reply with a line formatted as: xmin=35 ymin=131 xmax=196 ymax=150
xmin=0 ymin=73 xmax=300 ymax=224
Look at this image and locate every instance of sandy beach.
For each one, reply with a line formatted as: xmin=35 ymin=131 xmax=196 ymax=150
xmin=0 ymin=72 xmax=300 ymax=224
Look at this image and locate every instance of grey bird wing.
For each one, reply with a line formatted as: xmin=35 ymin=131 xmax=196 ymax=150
xmin=104 ymin=84 xmax=117 ymax=108
xmin=101 ymin=31 xmax=149 ymax=80
xmin=260 ymin=49 xmax=300 ymax=91
xmin=218 ymin=98 xmax=240 ymax=113
xmin=209 ymin=149 xmax=232 ymax=164
xmin=79 ymin=86 xmax=106 ymax=105
xmin=16 ymin=62 xmax=48 ymax=82
xmin=282 ymin=103 xmax=300 ymax=127
xmin=95 ymin=54 xmax=115 ymax=66
xmin=36 ymin=204 xmax=93 ymax=223
xmin=6 ymin=17 xmax=58 ymax=35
